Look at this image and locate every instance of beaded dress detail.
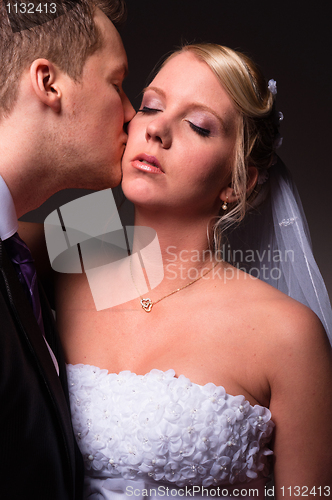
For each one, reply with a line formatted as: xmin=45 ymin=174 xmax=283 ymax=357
xmin=67 ymin=365 xmax=274 ymax=498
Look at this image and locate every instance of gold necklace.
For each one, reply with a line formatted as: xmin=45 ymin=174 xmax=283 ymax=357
xmin=130 ymin=260 xmax=219 ymax=312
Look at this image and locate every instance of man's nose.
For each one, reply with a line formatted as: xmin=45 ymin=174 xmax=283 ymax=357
xmin=123 ymin=93 xmax=135 ymax=127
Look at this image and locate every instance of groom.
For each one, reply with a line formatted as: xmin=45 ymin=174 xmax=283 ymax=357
xmin=0 ymin=0 xmax=134 ymax=498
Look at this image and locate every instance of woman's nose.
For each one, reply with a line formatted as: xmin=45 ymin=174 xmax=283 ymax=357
xmin=145 ymin=116 xmax=172 ymax=149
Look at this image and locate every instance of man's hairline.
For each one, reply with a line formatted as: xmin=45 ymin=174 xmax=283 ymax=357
xmin=1 ymin=2 xmax=119 ymax=119
xmin=19 ymin=6 xmax=108 ymax=87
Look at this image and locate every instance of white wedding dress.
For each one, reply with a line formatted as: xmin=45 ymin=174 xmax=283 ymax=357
xmin=67 ymin=364 xmax=274 ymax=499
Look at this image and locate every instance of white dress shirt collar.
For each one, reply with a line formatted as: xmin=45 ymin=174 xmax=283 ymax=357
xmin=0 ymin=174 xmax=18 ymax=240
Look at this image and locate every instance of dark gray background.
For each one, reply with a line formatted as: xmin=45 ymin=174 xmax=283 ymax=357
xmin=23 ymin=0 xmax=332 ymax=298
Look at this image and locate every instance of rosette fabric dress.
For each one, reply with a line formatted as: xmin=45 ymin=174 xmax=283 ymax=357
xmin=67 ymin=365 xmax=274 ymax=499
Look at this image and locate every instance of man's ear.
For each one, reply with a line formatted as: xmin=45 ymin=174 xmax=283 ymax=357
xmin=219 ymin=166 xmax=258 ymax=204
xmin=30 ymin=59 xmax=62 ymax=112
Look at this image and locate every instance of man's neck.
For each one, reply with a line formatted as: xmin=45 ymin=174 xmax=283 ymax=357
xmin=0 ymin=90 xmax=61 ymax=218
xmin=0 ymin=119 xmax=61 ymax=218
xmin=0 ymin=155 xmax=57 ymax=219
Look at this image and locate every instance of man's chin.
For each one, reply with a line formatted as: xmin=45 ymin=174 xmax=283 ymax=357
xmin=96 ymin=162 xmax=122 ymax=190
xmin=109 ymin=164 xmax=123 ymax=189
xmin=82 ymin=174 xmax=121 ymax=192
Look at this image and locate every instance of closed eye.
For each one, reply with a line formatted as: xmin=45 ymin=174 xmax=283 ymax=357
xmin=188 ymin=122 xmax=211 ymax=137
xmin=138 ymin=106 xmax=161 ymax=114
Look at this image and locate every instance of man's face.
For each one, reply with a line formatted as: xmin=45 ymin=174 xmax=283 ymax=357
xmin=62 ymin=9 xmax=135 ymax=189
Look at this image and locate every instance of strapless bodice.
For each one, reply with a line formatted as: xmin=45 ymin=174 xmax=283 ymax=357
xmin=67 ymin=364 xmax=274 ymax=492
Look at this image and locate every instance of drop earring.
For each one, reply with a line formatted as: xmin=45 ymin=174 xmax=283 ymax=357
xmin=222 ymin=197 xmax=228 ymax=211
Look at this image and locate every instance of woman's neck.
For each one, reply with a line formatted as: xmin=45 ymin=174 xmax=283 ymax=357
xmin=132 ymin=207 xmax=218 ymax=289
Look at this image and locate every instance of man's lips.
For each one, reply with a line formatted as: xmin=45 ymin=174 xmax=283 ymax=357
xmin=131 ymin=154 xmax=164 ymax=174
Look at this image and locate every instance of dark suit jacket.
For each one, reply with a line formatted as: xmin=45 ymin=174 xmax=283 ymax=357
xmin=0 ymin=238 xmax=84 ymax=499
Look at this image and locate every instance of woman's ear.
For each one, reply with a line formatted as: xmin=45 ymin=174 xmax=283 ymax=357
xmin=219 ymin=166 xmax=258 ymax=204
xmin=219 ymin=185 xmax=237 ymax=204
xmin=246 ymin=166 xmax=258 ymax=195
xmin=30 ymin=59 xmax=62 ymax=113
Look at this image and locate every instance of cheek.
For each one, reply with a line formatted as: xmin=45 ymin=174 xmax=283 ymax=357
xmin=127 ymin=115 xmax=144 ymax=136
xmin=125 ymin=119 xmax=145 ymax=150
xmin=101 ymin=95 xmax=124 ymax=127
xmin=185 ymin=145 xmax=230 ymax=182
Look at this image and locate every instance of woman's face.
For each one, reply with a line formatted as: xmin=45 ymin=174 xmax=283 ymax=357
xmin=122 ymin=52 xmax=240 ymax=217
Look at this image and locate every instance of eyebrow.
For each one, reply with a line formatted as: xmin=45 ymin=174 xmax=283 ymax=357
xmin=112 ymin=62 xmax=129 ymax=79
xmin=143 ymin=86 xmax=166 ymax=98
xmin=143 ymin=86 xmax=233 ymax=133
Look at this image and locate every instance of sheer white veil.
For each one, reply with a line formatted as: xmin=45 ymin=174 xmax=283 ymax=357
xmin=225 ymin=158 xmax=332 ymax=344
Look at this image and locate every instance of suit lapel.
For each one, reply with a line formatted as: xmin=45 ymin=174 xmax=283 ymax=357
xmin=38 ymin=282 xmax=72 ymax=402
xmin=0 ymin=239 xmax=77 ymax=494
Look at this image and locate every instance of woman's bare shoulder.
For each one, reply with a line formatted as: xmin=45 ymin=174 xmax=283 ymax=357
xmin=214 ymin=263 xmax=329 ymax=351
xmin=242 ymin=270 xmax=330 ymax=372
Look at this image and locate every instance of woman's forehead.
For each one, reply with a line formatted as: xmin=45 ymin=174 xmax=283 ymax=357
xmin=147 ymin=52 xmax=238 ymax=122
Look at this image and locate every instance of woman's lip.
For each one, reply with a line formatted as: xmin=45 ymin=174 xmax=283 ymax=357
xmin=131 ymin=154 xmax=164 ymax=174
xmin=131 ymin=160 xmax=164 ymax=174
xmin=133 ymin=154 xmax=163 ymax=171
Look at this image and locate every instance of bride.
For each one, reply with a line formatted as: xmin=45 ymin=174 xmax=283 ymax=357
xmin=32 ymin=44 xmax=332 ymax=497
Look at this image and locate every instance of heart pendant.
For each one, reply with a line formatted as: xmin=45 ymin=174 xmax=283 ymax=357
xmin=141 ymin=298 xmax=153 ymax=312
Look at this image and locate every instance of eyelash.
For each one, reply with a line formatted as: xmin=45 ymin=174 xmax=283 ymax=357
xmin=189 ymin=122 xmax=211 ymax=138
xmin=138 ymin=106 xmax=159 ymax=113
xmin=138 ymin=107 xmax=211 ymax=138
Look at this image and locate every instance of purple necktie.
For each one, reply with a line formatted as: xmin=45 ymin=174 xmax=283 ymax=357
xmin=4 ymin=232 xmax=45 ymax=335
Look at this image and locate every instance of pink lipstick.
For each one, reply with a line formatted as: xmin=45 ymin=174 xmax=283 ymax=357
xmin=131 ymin=154 xmax=164 ymax=174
